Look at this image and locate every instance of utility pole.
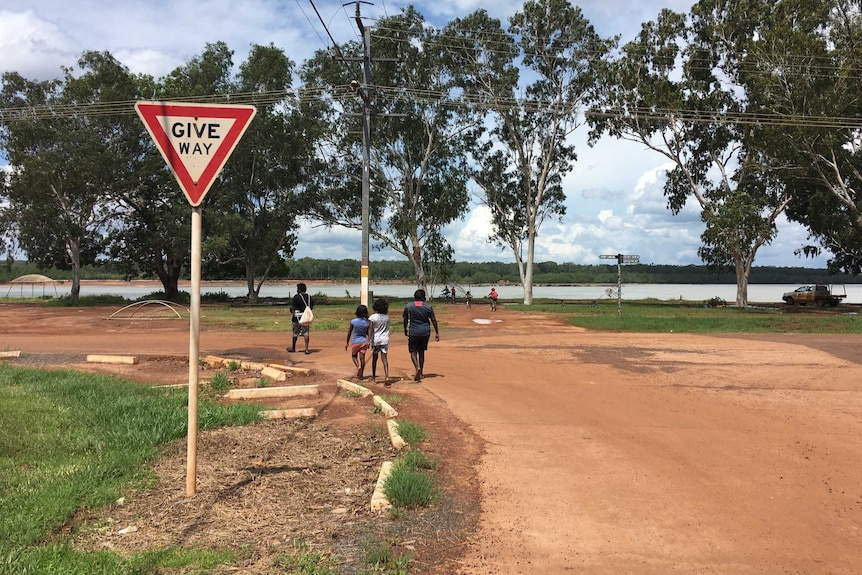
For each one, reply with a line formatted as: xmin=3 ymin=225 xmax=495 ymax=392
xmin=353 ymin=2 xmax=372 ymax=308
xmin=346 ymin=1 xmax=402 ymax=306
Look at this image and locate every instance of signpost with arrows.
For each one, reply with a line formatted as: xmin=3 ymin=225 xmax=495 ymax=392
xmin=599 ymin=253 xmax=640 ymax=317
xmin=135 ymin=101 xmax=256 ymax=496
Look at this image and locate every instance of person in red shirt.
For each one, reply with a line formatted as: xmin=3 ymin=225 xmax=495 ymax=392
xmin=487 ymin=287 xmax=498 ymax=312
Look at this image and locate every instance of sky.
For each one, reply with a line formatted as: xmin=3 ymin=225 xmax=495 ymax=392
xmin=0 ymin=0 xmax=830 ymax=268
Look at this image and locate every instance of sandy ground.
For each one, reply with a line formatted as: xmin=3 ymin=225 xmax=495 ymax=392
xmin=1 ymin=299 xmax=861 ymax=574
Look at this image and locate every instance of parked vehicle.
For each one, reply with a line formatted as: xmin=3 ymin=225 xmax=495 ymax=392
xmin=782 ymin=284 xmax=847 ymax=307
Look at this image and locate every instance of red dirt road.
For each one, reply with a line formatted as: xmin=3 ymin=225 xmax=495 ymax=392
xmin=2 ymin=300 xmax=861 ymax=574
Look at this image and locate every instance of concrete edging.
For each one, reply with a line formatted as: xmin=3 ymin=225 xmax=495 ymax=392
xmin=262 ymin=408 xmax=317 ymax=420
xmin=370 ymin=461 xmax=394 ymax=512
xmin=224 ymin=384 xmax=319 ymax=400
xmin=267 ymin=363 xmax=311 ymax=375
xmin=87 ymin=354 xmax=139 ymax=365
xmin=373 ymin=395 xmax=398 ymax=418
xmin=336 ymin=379 xmax=373 ymax=398
xmin=260 ymin=366 xmax=287 ymax=381
xmin=386 ymin=419 xmax=407 ymax=450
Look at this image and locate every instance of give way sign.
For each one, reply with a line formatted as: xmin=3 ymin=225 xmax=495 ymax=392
xmin=135 ymin=101 xmax=256 ymax=206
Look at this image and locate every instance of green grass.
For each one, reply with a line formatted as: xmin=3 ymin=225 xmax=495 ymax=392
xmin=360 ymin=538 xmax=413 ymax=575
xmin=2 ymin=545 xmax=235 ymax=575
xmin=396 ymin=420 xmax=429 ymax=448
xmin=0 ymin=364 xmax=261 ymax=572
xmin=271 ymin=541 xmax=339 ymax=575
xmin=383 ymin=459 xmax=439 ymax=509
xmin=199 ymin=300 xmax=362 ymax=332
xmin=59 ymin=296 xmax=855 ymax=335
xmin=383 ymin=420 xmax=438 ymax=510
xmin=508 ymin=299 xmax=862 ymax=333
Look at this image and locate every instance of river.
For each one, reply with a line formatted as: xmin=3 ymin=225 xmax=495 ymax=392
xmin=6 ymin=280 xmax=862 ymax=304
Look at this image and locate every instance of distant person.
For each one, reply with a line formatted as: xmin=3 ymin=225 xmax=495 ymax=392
xmin=345 ymin=304 xmax=372 ymax=380
xmin=288 ymin=283 xmax=313 ymax=354
xmin=487 ymin=287 xmax=498 ymax=312
xmin=451 ymin=286 xmax=457 ymax=303
xmin=442 ymin=285 xmax=449 ymax=301
xmin=465 ymin=290 xmax=472 ymax=309
xmin=369 ymin=298 xmax=391 ymax=386
xmin=403 ymin=289 xmax=439 ymax=382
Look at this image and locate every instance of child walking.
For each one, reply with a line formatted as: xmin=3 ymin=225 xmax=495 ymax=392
xmin=369 ymin=298 xmax=391 ymax=386
xmin=345 ymin=304 xmax=372 ymax=380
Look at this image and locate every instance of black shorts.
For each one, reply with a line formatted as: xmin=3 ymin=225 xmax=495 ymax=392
xmin=407 ymin=335 xmax=430 ymax=352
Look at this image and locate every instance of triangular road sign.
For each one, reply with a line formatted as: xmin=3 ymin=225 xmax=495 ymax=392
xmin=135 ymin=101 xmax=256 ymax=206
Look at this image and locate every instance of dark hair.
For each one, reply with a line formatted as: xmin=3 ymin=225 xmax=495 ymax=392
xmin=413 ymin=289 xmax=426 ymax=300
xmin=297 ymin=283 xmax=307 ymax=293
xmin=372 ymin=298 xmax=389 ymax=314
xmin=355 ymin=304 xmax=369 ymax=318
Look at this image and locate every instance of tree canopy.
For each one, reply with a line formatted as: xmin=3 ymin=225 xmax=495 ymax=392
xmin=1 ymin=1 xmax=860 ymax=305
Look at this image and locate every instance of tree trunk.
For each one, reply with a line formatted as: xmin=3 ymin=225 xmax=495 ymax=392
xmin=66 ymin=237 xmax=81 ymax=304
xmin=734 ymin=257 xmax=749 ymax=308
xmin=410 ymin=242 xmax=427 ymax=293
xmin=246 ymin=264 xmax=258 ymax=303
xmin=522 ymin=228 xmax=536 ymax=305
xmin=153 ymin=257 xmax=183 ymax=302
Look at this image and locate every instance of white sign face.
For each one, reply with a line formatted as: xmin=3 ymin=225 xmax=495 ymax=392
xmin=135 ymin=101 xmax=256 ymax=206
xmin=159 ymin=116 xmax=238 ymax=182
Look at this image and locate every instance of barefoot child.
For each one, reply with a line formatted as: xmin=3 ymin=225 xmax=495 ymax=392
xmin=345 ymin=305 xmax=372 ymax=380
xmin=369 ymin=298 xmax=391 ymax=385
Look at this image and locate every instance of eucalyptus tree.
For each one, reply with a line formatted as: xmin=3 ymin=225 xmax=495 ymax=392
xmin=0 ymin=168 xmax=12 ymax=266
xmin=0 ymin=51 xmax=134 ymax=302
xmin=202 ymin=44 xmax=323 ymax=301
xmin=441 ymin=0 xmax=614 ymax=304
xmin=589 ymin=6 xmax=793 ymax=307
xmin=301 ymin=7 xmax=471 ymax=291
xmin=736 ymin=0 xmax=862 ymax=274
xmin=108 ymin=53 xmax=202 ymax=301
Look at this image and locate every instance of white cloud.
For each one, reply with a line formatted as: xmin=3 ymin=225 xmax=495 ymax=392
xmin=0 ymin=9 xmax=77 ymax=80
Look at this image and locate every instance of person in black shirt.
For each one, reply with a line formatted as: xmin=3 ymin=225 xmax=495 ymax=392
xmin=402 ymin=289 xmax=439 ymax=382
xmin=287 ymin=283 xmax=313 ymax=354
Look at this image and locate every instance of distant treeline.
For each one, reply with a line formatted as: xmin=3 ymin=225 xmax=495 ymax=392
xmin=281 ymin=259 xmax=861 ymax=285
xmin=3 ymin=259 xmax=858 ymax=286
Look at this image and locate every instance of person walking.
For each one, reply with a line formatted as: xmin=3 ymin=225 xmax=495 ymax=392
xmin=488 ymin=287 xmax=499 ymax=312
xmin=288 ymin=283 xmax=313 ymax=354
xmin=465 ymin=290 xmax=472 ymax=309
xmin=369 ymin=298 xmax=391 ymax=386
xmin=403 ymin=289 xmax=439 ymax=382
xmin=450 ymin=285 xmax=457 ymax=303
xmin=345 ymin=304 xmax=372 ymax=380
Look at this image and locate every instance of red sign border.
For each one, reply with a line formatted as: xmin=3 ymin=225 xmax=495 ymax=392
xmin=135 ymin=101 xmax=256 ymax=206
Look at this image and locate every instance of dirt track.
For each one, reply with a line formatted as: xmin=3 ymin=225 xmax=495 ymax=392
xmin=1 ymin=300 xmax=861 ymax=574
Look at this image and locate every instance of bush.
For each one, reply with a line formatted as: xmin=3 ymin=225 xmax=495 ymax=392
xmin=45 ymin=294 xmax=130 ymax=307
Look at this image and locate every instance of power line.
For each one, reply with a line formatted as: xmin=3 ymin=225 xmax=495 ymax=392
xmin=2 ymin=84 xmax=860 ymax=131
xmin=308 ymin=0 xmax=349 ymax=65
xmin=294 ymin=0 xmax=332 ymax=56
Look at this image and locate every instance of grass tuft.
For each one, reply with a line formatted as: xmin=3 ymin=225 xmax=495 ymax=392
xmin=361 ymin=538 xmax=413 ymax=574
xmin=395 ymin=420 xmax=429 ymax=448
xmin=384 ymin=456 xmax=439 ymax=509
